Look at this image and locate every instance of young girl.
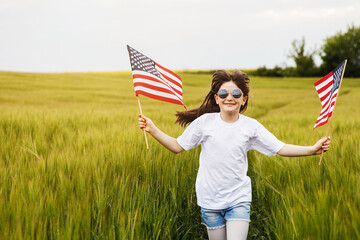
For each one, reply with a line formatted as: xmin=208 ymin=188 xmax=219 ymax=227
xmin=138 ymin=70 xmax=330 ymax=240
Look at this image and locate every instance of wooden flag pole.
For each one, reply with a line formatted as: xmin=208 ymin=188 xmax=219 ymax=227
xmin=318 ymin=59 xmax=347 ymax=165
xmin=137 ymin=95 xmax=149 ymax=149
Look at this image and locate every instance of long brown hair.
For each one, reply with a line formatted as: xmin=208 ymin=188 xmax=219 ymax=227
xmin=175 ymin=69 xmax=250 ymax=127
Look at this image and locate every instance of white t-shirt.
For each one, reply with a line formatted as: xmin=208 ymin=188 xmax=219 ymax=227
xmin=176 ymin=113 xmax=285 ymax=209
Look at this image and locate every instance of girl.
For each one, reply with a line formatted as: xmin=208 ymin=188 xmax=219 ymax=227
xmin=138 ymin=70 xmax=330 ymax=240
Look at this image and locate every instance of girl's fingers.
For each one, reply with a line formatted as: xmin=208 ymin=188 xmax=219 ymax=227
xmin=138 ymin=114 xmax=153 ymax=133
xmin=321 ymin=137 xmax=331 ymax=152
xmin=138 ymin=116 xmax=147 ymax=129
xmin=322 ymin=137 xmax=331 ymax=145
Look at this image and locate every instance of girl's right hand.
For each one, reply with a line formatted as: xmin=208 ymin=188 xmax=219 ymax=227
xmin=138 ymin=114 xmax=155 ymax=133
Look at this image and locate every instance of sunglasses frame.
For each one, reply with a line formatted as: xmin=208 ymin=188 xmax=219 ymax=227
xmin=216 ymin=88 xmax=243 ymax=99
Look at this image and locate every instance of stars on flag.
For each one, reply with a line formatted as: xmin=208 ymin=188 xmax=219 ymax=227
xmin=128 ymin=46 xmax=161 ymax=79
xmin=331 ymin=63 xmax=343 ymax=95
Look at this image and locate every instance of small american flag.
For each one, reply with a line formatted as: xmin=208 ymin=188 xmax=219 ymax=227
xmin=313 ymin=60 xmax=346 ymax=129
xmin=127 ymin=45 xmax=186 ymax=108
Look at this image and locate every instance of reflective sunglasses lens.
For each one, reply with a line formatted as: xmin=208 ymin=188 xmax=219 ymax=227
xmin=217 ymin=89 xmax=228 ymax=98
xmin=232 ymin=89 xmax=243 ymax=98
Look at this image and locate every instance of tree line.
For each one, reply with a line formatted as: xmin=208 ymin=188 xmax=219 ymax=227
xmin=252 ymin=25 xmax=360 ymax=78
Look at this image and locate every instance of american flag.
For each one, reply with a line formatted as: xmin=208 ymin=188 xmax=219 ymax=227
xmin=313 ymin=60 xmax=346 ymax=129
xmin=127 ymin=45 xmax=186 ymax=108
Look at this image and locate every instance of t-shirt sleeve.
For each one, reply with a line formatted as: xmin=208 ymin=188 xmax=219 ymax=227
xmin=249 ymin=122 xmax=285 ymax=156
xmin=176 ymin=117 xmax=203 ymax=151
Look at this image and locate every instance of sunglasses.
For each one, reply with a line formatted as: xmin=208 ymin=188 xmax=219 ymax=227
xmin=217 ymin=89 xmax=243 ymax=99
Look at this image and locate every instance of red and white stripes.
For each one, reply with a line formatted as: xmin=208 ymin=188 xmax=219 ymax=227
xmin=132 ymin=66 xmax=185 ymax=106
xmin=313 ymin=72 xmax=338 ymax=129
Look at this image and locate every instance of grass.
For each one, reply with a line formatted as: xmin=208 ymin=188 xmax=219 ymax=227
xmin=0 ymin=71 xmax=359 ymax=239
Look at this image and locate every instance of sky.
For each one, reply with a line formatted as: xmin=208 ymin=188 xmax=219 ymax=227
xmin=0 ymin=0 xmax=359 ymax=73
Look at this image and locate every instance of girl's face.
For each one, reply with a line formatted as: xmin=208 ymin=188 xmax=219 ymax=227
xmin=214 ymin=81 xmax=247 ymax=114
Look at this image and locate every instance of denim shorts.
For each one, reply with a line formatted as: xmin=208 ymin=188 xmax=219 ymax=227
xmin=200 ymin=201 xmax=251 ymax=229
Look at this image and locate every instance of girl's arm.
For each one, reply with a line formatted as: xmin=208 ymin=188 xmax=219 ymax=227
xmin=138 ymin=114 xmax=184 ymax=154
xmin=277 ymin=136 xmax=331 ymax=157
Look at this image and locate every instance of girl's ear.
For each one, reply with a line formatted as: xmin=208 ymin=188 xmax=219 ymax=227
xmin=242 ymin=96 xmax=248 ymax=106
xmin=214 ymin=94 xmax=219 ymax=104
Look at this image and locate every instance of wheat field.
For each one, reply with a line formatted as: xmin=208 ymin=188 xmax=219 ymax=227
xmin=0 ymin=71 xmax=359 ymax=239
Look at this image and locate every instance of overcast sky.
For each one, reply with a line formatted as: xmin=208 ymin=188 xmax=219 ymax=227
xmin=0 ymin=0 xmax=359 ymax=72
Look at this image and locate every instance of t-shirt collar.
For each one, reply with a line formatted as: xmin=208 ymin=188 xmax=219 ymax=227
xmin=216 ymin=112 xmax=243 ymax=127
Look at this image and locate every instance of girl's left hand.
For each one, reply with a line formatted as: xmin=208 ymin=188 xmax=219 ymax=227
xmin=314 ymin=136 xmax=331 ymax=155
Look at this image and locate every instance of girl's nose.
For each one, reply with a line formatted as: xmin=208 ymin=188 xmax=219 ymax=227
xmin=226 ymin=93 xmax=234 ymax=100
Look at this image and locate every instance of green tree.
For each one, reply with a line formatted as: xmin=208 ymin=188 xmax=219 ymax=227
xmin=288 ymin=37 xmax=318 ymax=76
xmin=320 ymin=25 xmax=360 ymax=77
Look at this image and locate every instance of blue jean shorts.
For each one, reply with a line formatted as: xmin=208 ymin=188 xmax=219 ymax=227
xmin=200 ymin=201 xmax=251 ymax=229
